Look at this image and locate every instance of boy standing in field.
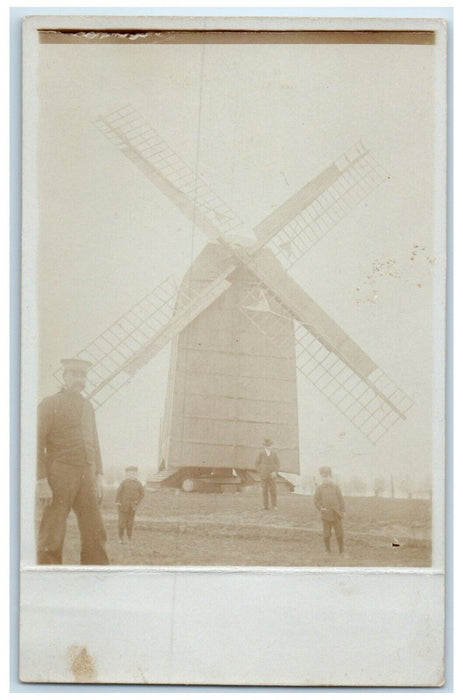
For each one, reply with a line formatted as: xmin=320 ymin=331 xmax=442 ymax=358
xmin=116 ymin=466 xmax=145 ymax=545
xmin=314 ymin=466 xmax=345 ymax=554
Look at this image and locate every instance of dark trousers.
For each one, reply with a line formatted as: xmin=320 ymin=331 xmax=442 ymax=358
xmin=37 ymin=461 xmax=108 ymax=565
xmin=261 ymin=476 xmax=277 ymax=509
xmin=118 ymin=508 xmax=136 ymax=539
xmin=322 ymin=515 xmax=344 ymax=553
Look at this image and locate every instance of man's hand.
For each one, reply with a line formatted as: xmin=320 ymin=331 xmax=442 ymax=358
xmin=96 ymin=474 xmax=104 ymax=505
xmin=36 ymin=478 xmax=53 ymax=508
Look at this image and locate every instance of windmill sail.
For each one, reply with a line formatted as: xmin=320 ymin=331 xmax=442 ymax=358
xmin=238 ymin=250 xmax=413 ymax=444
xmin=294 ymin=325 xmax=413 ymax=444
xmin=57 ymin=272 xmax=232 ymax=409
xmin=89 ymin=107 xmax=411 ymax=445
xmin=94 ymin=105 xmax=243 ymax=242
xmin=254 ymin=142 xmax=387 ymax=269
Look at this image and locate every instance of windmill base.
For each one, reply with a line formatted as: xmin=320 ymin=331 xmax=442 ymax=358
xmin=147 ymin=467 xmax=294 ymax=494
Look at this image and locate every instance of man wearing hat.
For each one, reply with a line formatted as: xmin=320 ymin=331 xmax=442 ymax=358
xmin=36 ymin=358 xmax=109 ymax=565
xmin=313 ymin=467 xmax=345 ymax=554
xmin=115 ymin=466 xmax=145 ymax=544
xmin=255 ymin=438 xmax=280 ymax=511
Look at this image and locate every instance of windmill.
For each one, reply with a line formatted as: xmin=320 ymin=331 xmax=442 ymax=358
xmin=60 ymin=104 xmax=413 ymax=493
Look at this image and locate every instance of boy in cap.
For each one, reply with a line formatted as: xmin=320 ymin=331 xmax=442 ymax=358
xmin=314 ymin=466 xmax=345 ymax=554
xmin=255 ymin=438 xmax=280 ymax=511
xmin=36 ymin=358 xmax=109 ymax=565
xmin=115 ymin=466 xmax=145 ymax=544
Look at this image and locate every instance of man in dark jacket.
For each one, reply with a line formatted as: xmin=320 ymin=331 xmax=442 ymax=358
xmin=116 ymin=466 xmax=145 ymax=544
xmin=314 ymin=466 xmax=345 ymax=554
xmin=255 ymin=438 xmax=280 ymax=511
xmin=36 ymin=358 xmax=108 ymax=565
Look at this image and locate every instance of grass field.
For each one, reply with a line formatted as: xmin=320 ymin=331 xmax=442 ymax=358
xmin=61 ymin=488 xmax=432 ymax=567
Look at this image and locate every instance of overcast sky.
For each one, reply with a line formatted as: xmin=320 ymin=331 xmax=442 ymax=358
xmin=34 ymin=33 xmax=443 ymax=487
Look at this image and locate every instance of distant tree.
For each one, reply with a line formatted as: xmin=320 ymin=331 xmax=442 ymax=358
xmin=417 ymin=474 xmax=432 ymax=500
xmin=373 ymin=476 xmax=385 ymax=497
xmin=347 ymin=476 xmax=367 ymax=496
xmin=399 ymin=477 xmax=413 ymax=499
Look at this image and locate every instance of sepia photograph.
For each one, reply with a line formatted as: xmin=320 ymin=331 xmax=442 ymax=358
xmin=19 ymin=13 xmax=447 ymax=685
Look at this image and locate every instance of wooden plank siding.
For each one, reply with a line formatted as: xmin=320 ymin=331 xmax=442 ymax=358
xmin=159 ymin=244 xmax=300 ymax=474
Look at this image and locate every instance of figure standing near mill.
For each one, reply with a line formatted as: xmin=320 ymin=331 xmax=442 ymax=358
xmin=314 ymin=466 xmax=345 ymax=555
xmin=116 ymin=466 xmax=145 ymax=545
xmin=255 ymin=438 xmax=280 ymax=511
xmin=36 ymin=358 xmax=109 ymax=565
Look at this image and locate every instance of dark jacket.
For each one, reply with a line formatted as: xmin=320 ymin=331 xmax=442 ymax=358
xmin=116 ymin=478 xmax=145 ymax=512
xmin=255 ymin=449 xmax=280 ymax=478
xmin=37 ymin=389 xmax=102 ymax=479
xmin=314 ymin=482 xmax=345 ymax=521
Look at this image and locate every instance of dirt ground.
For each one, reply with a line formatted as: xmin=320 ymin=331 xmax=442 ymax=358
xmin=61 ymin=488 xmax=432 ymax=567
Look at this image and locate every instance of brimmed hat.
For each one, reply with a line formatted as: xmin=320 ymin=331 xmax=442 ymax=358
xmin=319 ymin=466 xmax=332 ymax=477
xmin=262 ymin=438 xmax=273 ymax=446
xmin=61 ymin=358 xmax=92 ymax=373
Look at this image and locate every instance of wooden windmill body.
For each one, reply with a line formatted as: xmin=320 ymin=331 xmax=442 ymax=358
xmin=67 ymin=105 xmax=414 ymax=492
xmin=159 ymin=243 xmax=300 ymax=485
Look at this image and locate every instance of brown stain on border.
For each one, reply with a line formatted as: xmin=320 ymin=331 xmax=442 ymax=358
xmin=67 ymin=645 xmax=97 ymax=683
xmin=39 ymin=29 xmax=435 ymax=46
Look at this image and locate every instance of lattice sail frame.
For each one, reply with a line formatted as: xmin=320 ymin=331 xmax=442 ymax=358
xmin=94 ymin=105 xmax=243 ymax=240
xmin=240 ymin=282 xmax=413 ymax=444
xmin=264 ymin=142 xmax=388 ymax=270
xmin=53 ymin=277 xmax=179 ymax=407
xmin=53 ymin=274 xmax=231 ymax=408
